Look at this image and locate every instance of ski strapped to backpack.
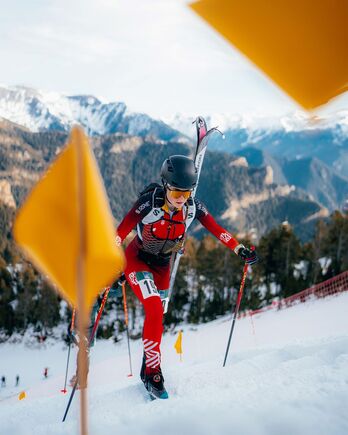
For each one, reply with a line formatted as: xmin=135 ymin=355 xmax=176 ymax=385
xmin=163 ymin=116 xmax=223 ymax=314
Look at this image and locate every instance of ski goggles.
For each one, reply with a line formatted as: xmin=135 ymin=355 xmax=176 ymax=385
xmin=166 ymin=185 xmax=193 ymax=199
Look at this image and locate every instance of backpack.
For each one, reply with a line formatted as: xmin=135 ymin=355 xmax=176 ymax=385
xmin=138 ymin=182 xmax=162 ymax=197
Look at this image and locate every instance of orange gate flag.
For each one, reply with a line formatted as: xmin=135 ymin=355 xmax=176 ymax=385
xmin=13 ymin=126 xmax=125 ymax=311
xmin=174 ymin=330 xmax=183 ymax=360
xmin=190 ymin=0 xmax=348 ymax=110
xmin=18 ymin=391 xmax=26 ymax=401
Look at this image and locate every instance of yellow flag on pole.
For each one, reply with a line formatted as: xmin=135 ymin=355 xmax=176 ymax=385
xmin=190 ymin=0 xmax=348 ymax=110
xmin=174 ymin=330 xmax=183 ymax=360
xmin=13 ymin=126 xmax=125 ymax=310
xmin=13 ymin=126 xmax=125 ymax=434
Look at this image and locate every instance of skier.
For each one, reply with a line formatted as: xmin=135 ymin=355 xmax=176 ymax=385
xmin=44 ymin=367 xmax=48 ymax=379
xmin=1 ymin=376 xmax=5 ymax=387
xmin=15 ymin=375 xmax=20 ymax=387
xmin=116 ymin=155 xmax=259 ymax=399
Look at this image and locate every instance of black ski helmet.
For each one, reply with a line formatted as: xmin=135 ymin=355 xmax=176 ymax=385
xmin=160 ymin=155 xmax=198 ymax=190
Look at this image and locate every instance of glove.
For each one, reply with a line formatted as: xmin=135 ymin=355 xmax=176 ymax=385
xmin=234 ymin=244 xmax=259 ymax=265
xmin=109 ymin=273 xmax=126 ymax=298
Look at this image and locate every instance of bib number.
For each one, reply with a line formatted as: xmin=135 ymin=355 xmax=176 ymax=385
xmin=138 ymin=278 xmax=159 ymax=299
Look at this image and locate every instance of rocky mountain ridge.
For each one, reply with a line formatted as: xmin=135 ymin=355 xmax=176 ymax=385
xmin=234 ymin=147 xmax=348 ymax=211
xmin=1 ymin=86 xmax=347 ymax=216
xmin=0 ymin=119 xmax=324 ymax=240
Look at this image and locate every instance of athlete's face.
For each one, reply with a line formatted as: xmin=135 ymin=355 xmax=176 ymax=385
xmin=166 ymin=185 xmax=192 ymax=208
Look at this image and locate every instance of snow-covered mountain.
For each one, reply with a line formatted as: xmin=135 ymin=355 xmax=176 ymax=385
xmin=166 ymin=111 xmax=348 ymax=212
xmin=2 ymin=85 xmax=348 ymax=142
xmin=1 ymin=85 xmax=347 ymax=215
xmin=0 ymin=86 xmax=182 ymax=140
xmin=0 ymin=117 xmax=325 ymax=240
xmin=166 ymin=109 xmax=348 ymax=137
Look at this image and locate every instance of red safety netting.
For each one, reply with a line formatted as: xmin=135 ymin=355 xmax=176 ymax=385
xmin=239 ymin=270 xmax=348 ymax=318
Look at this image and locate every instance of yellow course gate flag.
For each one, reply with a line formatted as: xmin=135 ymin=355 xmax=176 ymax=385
xmin=18 ymin=391 xmax=26 ymax=400
xmin=174 ymin=330 xmax=183 ymax=357
xmin=190 ymin=0 xmax=348 ymax=110
xmin=13 ymin=126 xmax=125 ymax=311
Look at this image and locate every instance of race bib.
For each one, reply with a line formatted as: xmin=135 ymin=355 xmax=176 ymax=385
xmin=136 ymin=271 xmax=159 ymax=299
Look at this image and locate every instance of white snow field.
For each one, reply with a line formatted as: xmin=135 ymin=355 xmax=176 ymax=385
xmin=1 ymin=292 xmax=348 ymax=435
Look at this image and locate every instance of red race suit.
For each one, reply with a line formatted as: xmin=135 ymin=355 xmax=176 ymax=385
xmin=117 ymin=185 xmax=240 ymax=370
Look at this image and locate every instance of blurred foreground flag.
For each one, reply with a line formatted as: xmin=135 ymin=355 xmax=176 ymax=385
xmin=13 ymin=126 xmax=125 ymax=311
xmin=190 ymin=0 xmax=348 ymax=109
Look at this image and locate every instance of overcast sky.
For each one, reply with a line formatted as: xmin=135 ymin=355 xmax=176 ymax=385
xmin=1 ymin=0 xmax=347 ymax=120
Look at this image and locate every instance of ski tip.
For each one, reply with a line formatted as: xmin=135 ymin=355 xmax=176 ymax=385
xmin=147 ymin=389 xmax=169 ymax=400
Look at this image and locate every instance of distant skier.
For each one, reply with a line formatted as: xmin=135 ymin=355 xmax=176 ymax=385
xmin=15 ymin=375 xmax=20 ymax=387
xmin=116 ymin=155 xmax=259 ymax=399
xmin=1 ymin=376 xmax=5 ymax=387
xmin=44 ymin=367 xmax=48 ymax=379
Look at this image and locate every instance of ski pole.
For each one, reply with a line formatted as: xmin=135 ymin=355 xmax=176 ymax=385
xmin=62 ymin=287 xmax=110 ymax=422
xmin=88 ymin=287 xmax=110 ymax=345
xmin=61 ymin=309 xmax=76 ymax=394
xmin=223 ymin=263 xmax=249 ymax=367
xmin=122 ymin=282 xmax=133 ymax=377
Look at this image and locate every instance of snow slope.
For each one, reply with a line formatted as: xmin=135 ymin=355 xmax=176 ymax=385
xmin=1 ymin=292 xmax=348 ymax=435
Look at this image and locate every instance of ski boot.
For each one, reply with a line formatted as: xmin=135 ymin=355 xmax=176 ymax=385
xmin=140 ymin=354 xmax=168 ymax=400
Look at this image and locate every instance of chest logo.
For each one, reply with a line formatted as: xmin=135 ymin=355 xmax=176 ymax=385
xmin=136 ymin=201 xmax=150 ymax=214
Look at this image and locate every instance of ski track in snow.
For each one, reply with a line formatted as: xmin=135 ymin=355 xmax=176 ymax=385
xmin=1 ymin=293 xmax=348 ymax=435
